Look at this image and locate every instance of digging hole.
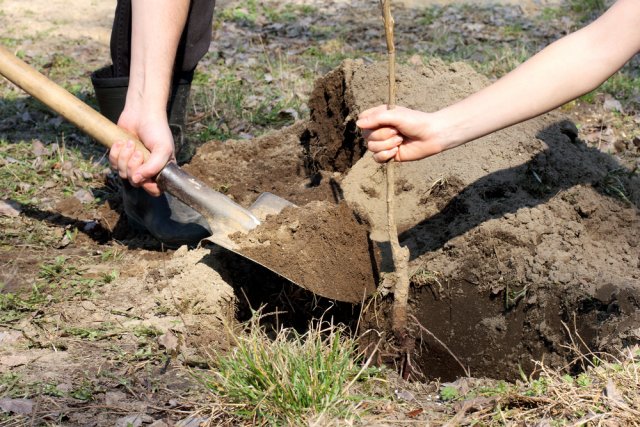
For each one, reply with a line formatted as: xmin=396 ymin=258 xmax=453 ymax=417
xmin=185 ymin=60 xmax=639 ymax=382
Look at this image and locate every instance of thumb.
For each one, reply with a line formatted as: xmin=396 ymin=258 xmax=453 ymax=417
xmin=132 ymin=145 xmax=173 ymax=184
xmin=356 ymin=106 xmax=401 ymax=130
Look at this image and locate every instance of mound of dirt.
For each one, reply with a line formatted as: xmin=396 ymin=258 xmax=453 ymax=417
xmin=186 ymin=59 xmax=639 ymax=380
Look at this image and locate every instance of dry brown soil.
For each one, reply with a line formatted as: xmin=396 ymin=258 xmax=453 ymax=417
xmin=188 ymin=58 xmax=639 ymax=381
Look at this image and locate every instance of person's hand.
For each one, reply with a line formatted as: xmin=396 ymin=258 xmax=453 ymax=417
xmin=356 ymin=105 xmax=445 ymax=163
xmin=109 ymin=108 xmax=174 ymax=197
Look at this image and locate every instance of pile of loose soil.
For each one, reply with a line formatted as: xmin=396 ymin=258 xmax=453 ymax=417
xmin=186 ymin=59 xmax=639 ymax=380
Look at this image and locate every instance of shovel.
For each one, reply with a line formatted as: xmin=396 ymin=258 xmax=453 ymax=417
xmin=0 ymin=44 xmax=290 ymax=238
xmin=0 ymin=45 xmax=376 ymax=303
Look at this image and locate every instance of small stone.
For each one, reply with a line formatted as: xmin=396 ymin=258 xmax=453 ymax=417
xmin=56 ymin=383 xmax=72 ymax=393
xmin=81 ymin=301 xmax=97 ymax=311
xmin=176 ymin=417 xmax=208 ymax=427
xmin=0 ymin=199 xmax=21 ymax=217
xmin=73 ymin=189 xmax=94 ymax=204
xmin=0 ymin=331 xmax=22 ymax=345
xmin=408 ymin=54 xmax=423 ymax=66
xmin=32 ymin=139 xmax=48 ymax=157
xmin=115 ymin=414 xmax=143 ymax=427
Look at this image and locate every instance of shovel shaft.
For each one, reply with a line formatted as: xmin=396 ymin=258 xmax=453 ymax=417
xmin=0 ymin=45 xmax=149 ymax=160
xmin=0 ymin=44 xmax=262 ymax=234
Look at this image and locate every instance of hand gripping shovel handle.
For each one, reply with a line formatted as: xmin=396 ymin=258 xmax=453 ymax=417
xmin=0 ymin=44 xmax=260 ymax=234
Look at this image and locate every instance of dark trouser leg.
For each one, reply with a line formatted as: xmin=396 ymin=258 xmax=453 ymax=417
xmin=91 ymin=0 xmax=216 ymax=247
xmin=110 ymin=0 xmax=216 ymax=77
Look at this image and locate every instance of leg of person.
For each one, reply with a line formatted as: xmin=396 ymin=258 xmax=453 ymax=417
xmin=91 ymin=0 xmax=216 ymax=247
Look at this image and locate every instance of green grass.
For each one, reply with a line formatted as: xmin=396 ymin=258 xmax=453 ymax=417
xmin=600 ymin=72 xmax=640 ymax=108
xmin=201 ymin=317 xmax=383 ymax=424
xmin=568 ymin=0 xmax=607 ymax=22
xmin=0 ymin=283 xmax=47 ymax=324
xmin=219 ymin=0 xmax=317 ymax=25
xmin=192 ymin=62 xmax=308 ymax=142
xmin=0 ymin=139 xmax=106 ymax=206
xmin=599 ymin=167 xmax=635 ymax=205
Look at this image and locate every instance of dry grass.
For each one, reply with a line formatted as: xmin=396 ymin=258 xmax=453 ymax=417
xmin=451 ymin=328 xmax=640 ymax=425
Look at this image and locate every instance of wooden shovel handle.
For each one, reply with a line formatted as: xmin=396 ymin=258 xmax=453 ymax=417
xmin=0 ymin=44 xmax=149 ymax=160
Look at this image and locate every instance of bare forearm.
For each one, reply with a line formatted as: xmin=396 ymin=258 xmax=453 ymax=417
xmin=126 ymin=0 xmax=190 ymax=117
xmin=435 ymin=0 xmax=640 ymax=149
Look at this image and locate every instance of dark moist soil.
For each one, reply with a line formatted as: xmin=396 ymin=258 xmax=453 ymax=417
xmin=186 ymin=59 xmax=640 ymax=381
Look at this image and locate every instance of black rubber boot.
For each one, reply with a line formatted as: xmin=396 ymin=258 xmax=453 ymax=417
xmin=91 ymin=65 xmax=211 ymax=247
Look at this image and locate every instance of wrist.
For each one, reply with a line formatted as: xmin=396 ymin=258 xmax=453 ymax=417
xmin=428 ymin=108 xmax=467 ymax=152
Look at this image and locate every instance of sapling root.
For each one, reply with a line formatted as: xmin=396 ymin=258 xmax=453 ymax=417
xmin=380 ymin=0 xmax=411 ymax=347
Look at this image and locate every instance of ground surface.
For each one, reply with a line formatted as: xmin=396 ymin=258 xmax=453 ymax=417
xmin=1 ymin=0 xmax=639 ymax=425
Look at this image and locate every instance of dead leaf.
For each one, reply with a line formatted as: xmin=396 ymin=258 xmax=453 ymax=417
xmin=603 ymin=95 xmax=623 ymax=113
xmin=604 ymin=378 xmax=626 ymax=406
xmin=32 ymin=139 xmax=48 ymax=157
xmin=406 ymin=408 xmax=424 ymax=418
xmin=158 ymin=331 xmax=180 ymax=354
xmin=0 ymin=397 xmax=34 ymax=415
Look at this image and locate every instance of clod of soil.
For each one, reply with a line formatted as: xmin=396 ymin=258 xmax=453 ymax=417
xmin=230 ymin=201 xmax=378 ymax=303
xmin=186 ymin=59 xmax=639 ymax=381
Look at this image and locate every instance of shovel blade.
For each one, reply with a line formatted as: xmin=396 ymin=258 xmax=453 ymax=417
xmin=249 ymin=192 xmax=296 ymax=222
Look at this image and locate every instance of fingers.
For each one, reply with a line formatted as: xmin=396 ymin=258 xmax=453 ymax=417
xmin=133 ymin=144 xmax=172 ymax=185
xmin=109 ymin=140 xmax=137 ymax=180
xmin=364 ymin=127 xmax=397 ymax=142
xmin=366 ymin=134 xmax=403 ymax=153
xmin=141 ymin=181 xmax=162 ymax=197
xmin=126 ymin=149 xmax=144 ymax=185
xmin=372 ymin=146 xmax=399 ymax=163
xmin=109 ymin=139 xmax=158 ymax=187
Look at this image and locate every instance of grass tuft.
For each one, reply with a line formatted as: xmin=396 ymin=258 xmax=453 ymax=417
xmin=201 ymin=315 xmax=382 ymax=425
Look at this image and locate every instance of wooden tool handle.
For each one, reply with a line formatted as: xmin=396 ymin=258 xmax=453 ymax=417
xmin=0 ymin=44 xmax=149 ymax=160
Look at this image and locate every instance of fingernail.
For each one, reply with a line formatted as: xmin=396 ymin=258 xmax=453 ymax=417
xmin=126 ymin=140 xmax=134 ymax=149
